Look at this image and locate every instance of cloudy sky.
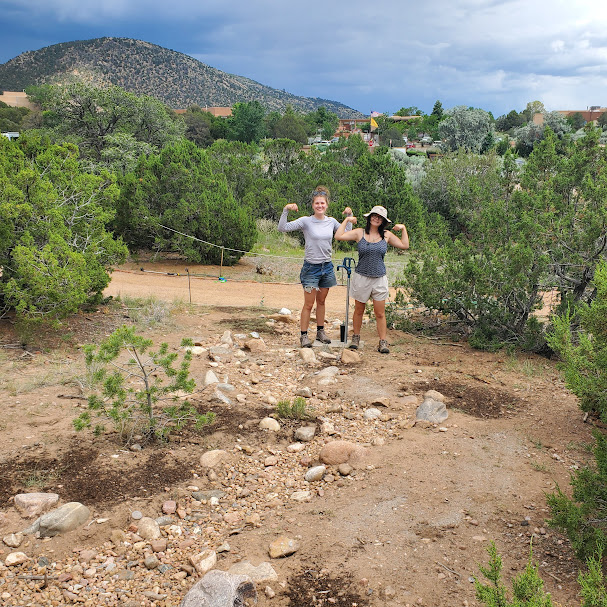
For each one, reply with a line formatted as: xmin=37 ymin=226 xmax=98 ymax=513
xmin=1 ymin=0 xmax=606 ymax=117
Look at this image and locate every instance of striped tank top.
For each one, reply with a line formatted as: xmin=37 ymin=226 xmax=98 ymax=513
xmin=355 ymin=236 xmax=387 ymax=277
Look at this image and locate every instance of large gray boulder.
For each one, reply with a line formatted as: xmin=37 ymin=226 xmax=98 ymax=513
xmin=415 ymin=397 xmax=448 ymax=423
xmin=180 ymin=570 xmax=256 ymax=607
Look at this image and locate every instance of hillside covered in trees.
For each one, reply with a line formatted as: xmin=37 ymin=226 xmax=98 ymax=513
xmin=0 ymin=37 xmax=363 ymax=117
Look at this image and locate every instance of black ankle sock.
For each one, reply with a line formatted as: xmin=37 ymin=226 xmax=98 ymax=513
xmin=301 ymin=331 xmax=308 ymax=336
xmin=316 ymin=326 xmax=324 ymax=331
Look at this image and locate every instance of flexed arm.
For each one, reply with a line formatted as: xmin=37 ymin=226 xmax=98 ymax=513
xmin=335 ymin=216 xmax=361 ymax=241
xmin=387 ymin=223 xmax=410 ymax=250
xmin=278 ymin=203 xmax=302 ymax=233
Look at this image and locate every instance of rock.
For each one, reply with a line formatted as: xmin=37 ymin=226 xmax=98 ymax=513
xmin=37 ymin=502 xmax=90 ymax=538
xmin=265 ymin=455 xmax=279 ymax=467
xmin=190 ymin=549 xmax=217 ymax=575
xmin=203 ymin=370 xmax=220 ymax=386
xmin=5 ymin=552 xmax=29 ymax=566
xmin=291 ymin=491 xmax=312 ymax=502
xmin=338 ymin=463 xmax=353 ymax=476
xmin=209 ymin=345 xmax=232 ymax=360
xmin=185 ymin=346 xmax=206 ymax=356
xmin=137 ymin=517 xmax=161 ymax=540
xmin=192 ymin=489 xmax=225 ymax=502
xmin=3 ymin=532 xmax=23 ymax=548
xmin=200 ymin=449 xmax=230 ymax=469
xmin=279 ymin=307 xmax=292 ymax=315
xmin=151 ymin=538 xmax=167 ymax=552
xmin=212 ymin=388 xmax=232 ymax=405
xmin=319 ymin=420 xmax=336 ymax=434
xmin=162 ymin=500 xmax=177 ymax=514
xmin=370 ymin=396 xmax=390 ymax=407
xmin=144 ymin=554 xmax=160 ymax=569
xmin=13 ymin=493 xmax=59 ymax=518
xmin=180 ymin=570 xmax=257 ymax=607
xmin=296 ymin=386 xmax=313 ymax=398
xmin=363 ymin=407 xmax=382 ymax=420
xmin=415 ymin=398 xmax=449 ymax=423
xmin=305 ymin=465 xmax=326 ymax=482
xmin=341 ymin=349 xmax=361 ymax=364
xmin=259 ymin=417 xmax=280 ymax=432
xmin=294 ymin=425 xmax=316 ymax=442
xmin=228 ymin=560 xmax=278 ymax=582
xmin=424 ymin=389 xmax=445 ymax=402
xmin=245 ymin=339 xmax=267 ymax=352
xmin=131 ymin=510 xmax=143 ymax=520
xmin=269 ymin=536 xmax=300 ymax=558
xmin=317 ymin=366 xmax=340 ymax=378
xmin=299 ymin=348 xmax=317 ymax=363
xmin=287 ymin=442 xmax=305 ymax=452
xmin=220 ymin=331 xmax=233 ymax=346
xmin=79 ymin=549 xmax=97 ymax=562
xmin=319 ymin=440 xmax=367 ymax=466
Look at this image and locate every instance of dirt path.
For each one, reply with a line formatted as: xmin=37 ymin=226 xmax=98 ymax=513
xmin=0 ymin=262 xmax=593 ymax=607
xmin=106 ymin=266 xmax=314 ymax=312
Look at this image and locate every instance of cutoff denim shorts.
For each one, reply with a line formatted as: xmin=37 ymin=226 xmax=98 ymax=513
xmin=300 ymin=260 xmax=337 ymax=292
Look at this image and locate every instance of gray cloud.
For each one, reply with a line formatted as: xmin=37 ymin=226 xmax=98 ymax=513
xmin=1 ymin=0 xmax=606 ymax=115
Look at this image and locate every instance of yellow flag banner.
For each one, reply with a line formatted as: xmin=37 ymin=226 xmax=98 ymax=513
xmin=370 ymin=118 xmax=378 ymax=128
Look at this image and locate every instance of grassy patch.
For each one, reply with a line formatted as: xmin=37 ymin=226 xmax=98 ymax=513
xmin=119 ymin=295 xmax=177 ymax=328
xmin=276 ymin=396 xmax=314 ymax=420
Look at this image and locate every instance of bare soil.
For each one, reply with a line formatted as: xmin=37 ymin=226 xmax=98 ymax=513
xmin=0 ymin=259 xmax=594 ymax=607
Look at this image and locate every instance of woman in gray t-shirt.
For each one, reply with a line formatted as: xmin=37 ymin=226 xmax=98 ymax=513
xmin=278 ymin=186 xmax=352 ymax=348
xmin=335 ymin=205 xmax=409 ymax=354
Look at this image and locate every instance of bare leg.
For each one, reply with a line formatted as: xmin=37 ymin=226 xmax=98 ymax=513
xmin=352 ymin=300 xmax=366 ymax=334
xmin=300 ymin=289 xmax=317 ymax=332
xmin=373 ymin=299 xmax=387 ymax=340
xmin=314 ymin=288 xmax=329 ymax=328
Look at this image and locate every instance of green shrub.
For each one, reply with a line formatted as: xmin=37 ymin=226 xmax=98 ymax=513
xmin=74 ymin=326 xmax=215 ymax=444
xmin=275 ymin=396 xmax=312 ymax=420
xmin=547 ymin=261 xmax=607 ymax=420
xmin=474 ymin=541 xmax=554 ymax=607
xmin=547 ymin=429 xmax=607 ymax=562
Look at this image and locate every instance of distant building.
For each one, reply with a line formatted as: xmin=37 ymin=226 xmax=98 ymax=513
xmin=533 ymin=107 xmax=607 ymax=127
xmin=336 ymin=118 xmax=370 ymax=137
xmin=0 ymin=91 xmax=35 ymax=109
xmin=174 ymin=106 xmax=232 ymax=118
xmin=557 ymin=107 xmax=607 ymax=124
xmin=1 ymin=132 xmax=19 ymax=140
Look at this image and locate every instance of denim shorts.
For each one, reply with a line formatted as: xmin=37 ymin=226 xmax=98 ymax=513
xmin=300 ymin=260 xmax=337 ymax=292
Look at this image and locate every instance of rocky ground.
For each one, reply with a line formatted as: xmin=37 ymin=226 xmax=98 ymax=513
xmin=0 ymin=264 xmax=595 ymax=607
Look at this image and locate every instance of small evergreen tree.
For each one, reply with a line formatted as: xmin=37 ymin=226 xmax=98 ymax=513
xmin=475 ymin=542 xmax=554 ymax=607
xmin=74 ymin=326 xmax=215 ymax=444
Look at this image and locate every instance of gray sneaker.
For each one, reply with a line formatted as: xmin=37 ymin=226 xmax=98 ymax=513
xmin=378 ymin=339 xmax=390 ymax=354
xmin=316 ymin=329 xmax=331 ymax=344
xmin=349 ymin=334 xmax=360 ymax=350
xmin=300 ymin=334 xmax=312 ymax=348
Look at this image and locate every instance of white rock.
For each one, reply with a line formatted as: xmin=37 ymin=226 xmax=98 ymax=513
xmin=190 ymin=549 xmax=217 ymax=575
xmin=5 ymin=552 xmax=29 ymax=566
xmin=259 ymin=418 xmax=280 ymax=432
xmin=204 ymin=370 xmax=220 ymax=386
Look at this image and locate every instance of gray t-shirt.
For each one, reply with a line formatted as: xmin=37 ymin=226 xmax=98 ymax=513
xmin=278 ymin=210 xmax=350 ymax=264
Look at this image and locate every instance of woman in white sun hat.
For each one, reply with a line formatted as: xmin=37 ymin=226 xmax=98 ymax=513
xmin=335 ymin=205 xmax=409 ymax=354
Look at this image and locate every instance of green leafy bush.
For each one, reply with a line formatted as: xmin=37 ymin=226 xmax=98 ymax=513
xmin=74 ymin=326 xmax=215 ymax=444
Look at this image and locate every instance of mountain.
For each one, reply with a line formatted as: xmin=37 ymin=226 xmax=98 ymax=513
xmin=0 ymin=37 xmax=364 ymax=118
